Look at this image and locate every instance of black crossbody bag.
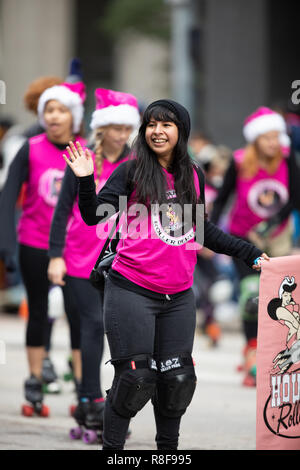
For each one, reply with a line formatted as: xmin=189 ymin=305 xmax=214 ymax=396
xmin=89 ymin=211 xmax=122 ymax=292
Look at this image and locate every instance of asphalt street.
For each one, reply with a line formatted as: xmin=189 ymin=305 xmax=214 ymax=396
xmin=0 ymin=312 xmax=256 ymax=451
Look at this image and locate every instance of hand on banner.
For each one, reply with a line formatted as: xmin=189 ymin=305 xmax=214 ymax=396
xmin=252 ymin=252 xmax=270 ymax=271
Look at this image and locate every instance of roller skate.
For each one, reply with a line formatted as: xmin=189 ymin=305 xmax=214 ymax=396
xmin=42 ymin=357 xmax=61 ymax=394
xmin=69 ymin=398 xmax=90 ymax=441
xmin=21 ymin=375 xmax=50 ymax=417
xmin=82 ymin=399 xmax=105 ymax=445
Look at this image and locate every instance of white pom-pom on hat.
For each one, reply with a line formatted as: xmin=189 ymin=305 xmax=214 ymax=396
xmin=90 ymin=88 xmax=140 ymax=130
xmin=243 ymin=106 xmax=287 ymax=144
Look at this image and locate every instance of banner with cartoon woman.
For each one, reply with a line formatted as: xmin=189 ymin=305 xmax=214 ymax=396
xmin=256 ymin=255 xmax=300 ymax=449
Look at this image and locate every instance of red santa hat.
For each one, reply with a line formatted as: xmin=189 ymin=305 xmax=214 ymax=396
xmin=38 ymin=81 xmax=86 ymax=134
xmin=243 ymin=106 xmax=290 ymax=149
xmin=90 ymin=88 xmax=140 ymax=130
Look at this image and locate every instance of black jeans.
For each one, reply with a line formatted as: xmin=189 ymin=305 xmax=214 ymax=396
xmin=66 ymin=276 xmax=105 ymax=400
xmin=102 ymin=276 xmax=196 ymax=450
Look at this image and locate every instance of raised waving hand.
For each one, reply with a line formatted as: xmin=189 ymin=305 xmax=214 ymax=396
xmin=63 ymin=140 xmax=94 ymax=177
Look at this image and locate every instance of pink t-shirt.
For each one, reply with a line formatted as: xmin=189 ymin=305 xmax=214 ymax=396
xmin=18 ymin=133 xmax=86 ymax=250
xmin=229 ymin=149 xmax=289 ymax=238
xmin=63 ymin=155 xmax=129 ymax=278
xmin=112 ymin=167 xmax=201 ymax=294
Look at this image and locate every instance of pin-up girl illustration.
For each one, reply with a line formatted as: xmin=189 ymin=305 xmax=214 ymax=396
xmin=164 ymin=203 xmax=180 ymax=233
xmin=267 ymin=277 xmax=300 ymax=373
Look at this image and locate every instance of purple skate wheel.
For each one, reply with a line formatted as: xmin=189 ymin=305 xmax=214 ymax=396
xmin=82 ymin=429 xmax=98 ymax=444
xmin=69 ymin=426 xmax=83 ymax=440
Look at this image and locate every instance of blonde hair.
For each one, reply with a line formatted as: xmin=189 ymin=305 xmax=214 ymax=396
xmin=239 ymin=143 xmax=283 ymax=179
xmin=92 ymin=126 xmax=108 ymax=177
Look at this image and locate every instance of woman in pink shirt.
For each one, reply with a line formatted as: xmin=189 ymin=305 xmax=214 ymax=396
xmin=211 ymin=107 xmax=300 ymax=386
xmin=48 ymin=88 xmax=140 ymax=439
xmin=64 ymin=99 xmax=267 ymax=449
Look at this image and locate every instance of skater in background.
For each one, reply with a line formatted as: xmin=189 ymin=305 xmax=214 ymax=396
xmin=0 ymin=80 xmax=86 ymax=415
xmin=1 ymin=65 xmax=87 ymax=392
xmin=64 ymin=98 xmax=267 ymax=450
xmin=23 ymin=74 xmax=66 ymax=392
xmin=211 ymin=106 xmax=300 ymax=385
xmin=38 ymin=60 xmax=85 ymax=393
xmin=0 ymin=77 xmax=64 ymax=319
xmin=48 ymin=88 xmax=140 ymax=439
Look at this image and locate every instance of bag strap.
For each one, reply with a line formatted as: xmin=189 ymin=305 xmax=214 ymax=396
xmin=92 ymin=160 xmax=137 ymax=269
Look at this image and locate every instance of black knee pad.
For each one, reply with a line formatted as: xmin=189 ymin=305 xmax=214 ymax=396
xmin=153 ymin=354 xmax=197 ymax=418
xmin=109 ymin=354 xmax=157 ymax=418
xmin=244 ymin=296 xmax=258 ymax=316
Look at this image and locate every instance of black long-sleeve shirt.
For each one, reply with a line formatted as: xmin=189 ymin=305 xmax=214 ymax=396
xmin=77 ymin=160 xmax=262 ymax=269
xmin=0 ymin=140 xmax=68 ymax=269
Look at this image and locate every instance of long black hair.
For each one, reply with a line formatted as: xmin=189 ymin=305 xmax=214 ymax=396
xmin=132 ymin=104 xmax=199 ymax=220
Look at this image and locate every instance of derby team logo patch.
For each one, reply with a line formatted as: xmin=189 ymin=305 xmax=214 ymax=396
xmin=247 ymin=179 xmax=288 ymax=218
xmin=38 ymin=168 xmax=64 ymax=207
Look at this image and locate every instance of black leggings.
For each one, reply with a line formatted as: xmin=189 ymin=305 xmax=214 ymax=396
xmin=19 ymin=244 xmax=105 ymax=399
xmin=102 ymin=276 xmax=196 ymax=450
xmin=66 ymin=276 xmax=104 ymax=400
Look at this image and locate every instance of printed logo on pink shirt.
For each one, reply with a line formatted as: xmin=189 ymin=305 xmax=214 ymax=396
xmin=38 ymin=168 xmax=65 ymax=207
xmin=247 ymin=179 xmax=288 ymax=218
xmin=151 ymin=199 xmax=195 ymax=246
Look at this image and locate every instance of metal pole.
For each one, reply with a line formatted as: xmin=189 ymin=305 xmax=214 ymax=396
xmin=165 ymin=0 xmax=194 ymax=122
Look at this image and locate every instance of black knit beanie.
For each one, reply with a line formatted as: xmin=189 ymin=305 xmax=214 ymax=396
xmin=145 ymin=99 xmax=191 ymax=140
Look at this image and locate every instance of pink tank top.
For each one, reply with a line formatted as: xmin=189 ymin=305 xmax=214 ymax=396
xmin=229 ymin=149 xmax=289 ymax=238
xmin=18 ymin=133 xmax=86 ymax=250
xmin=63 ymin=155 xmax=129 ymax=278
xmin=112 ymin=168 xmax=201 ymax=294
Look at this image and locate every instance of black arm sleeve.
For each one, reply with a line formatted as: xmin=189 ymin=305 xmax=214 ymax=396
xmin=210 ymin=158 xmax=236 ymax=224
xmin=204 ymin=219 xmax=263 ymax=267
xmin=0 ymin=141 xmax=29 ymax=262
xmin=78 ymin=160 xmax=136 ymax=226
xmin=48 ymin=166 xmax=78 ymax=258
